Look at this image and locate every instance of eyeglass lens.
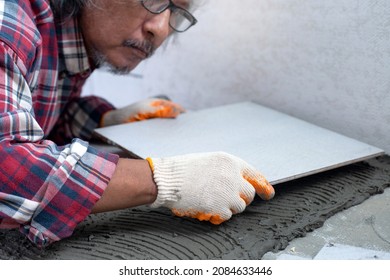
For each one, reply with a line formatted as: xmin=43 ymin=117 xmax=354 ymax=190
xmin=142 ymin=0 xmax=169 ymax=13
xmin=142 ymin=0 xmax=196 ymax=32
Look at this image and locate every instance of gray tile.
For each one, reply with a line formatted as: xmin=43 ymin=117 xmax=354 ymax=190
xmin=95 ymin=102 xmax=383 ymax=184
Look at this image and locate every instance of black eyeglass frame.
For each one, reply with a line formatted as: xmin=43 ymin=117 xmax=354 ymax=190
xmin=140 ymin=0 xmax=198 ymax=32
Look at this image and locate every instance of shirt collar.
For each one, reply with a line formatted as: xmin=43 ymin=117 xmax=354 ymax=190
xmin=55 ymin=15 xmax=91 ymax=75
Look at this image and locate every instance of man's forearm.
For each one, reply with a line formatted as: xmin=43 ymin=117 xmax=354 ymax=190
xmin=91 ymin=158 xmax=157 ymax=213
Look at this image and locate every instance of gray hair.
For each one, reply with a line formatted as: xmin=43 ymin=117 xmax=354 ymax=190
xmin=50 ymin=0 xmax=95 ymax=18
xmin=51 ymin=0 xmax=203 ymax=19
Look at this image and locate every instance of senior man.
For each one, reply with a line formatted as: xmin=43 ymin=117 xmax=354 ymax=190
xmin=0 ymin=0 xmax=275 ymax=247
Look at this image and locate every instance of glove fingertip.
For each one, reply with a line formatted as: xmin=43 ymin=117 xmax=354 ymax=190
xmin=243 ymin=173 xmax=275 ymax=201
xmin=257 ymin=184 xmax=275 ymax=200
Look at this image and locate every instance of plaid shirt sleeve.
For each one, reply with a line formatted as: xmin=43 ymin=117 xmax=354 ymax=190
xmin=0 ymin=2 xmax=119 ymax=246
xmin=48 ymin=95 xmax=115 ymax=145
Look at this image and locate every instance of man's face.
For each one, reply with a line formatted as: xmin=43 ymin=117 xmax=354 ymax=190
xmin=80 ymin=0 xmax=180 ymax=74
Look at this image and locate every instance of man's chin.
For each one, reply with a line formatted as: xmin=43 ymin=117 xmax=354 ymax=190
xmin=98 ymin=61 xmax=137 ymax=75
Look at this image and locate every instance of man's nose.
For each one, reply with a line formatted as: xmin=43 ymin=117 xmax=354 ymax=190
xmin=143 ymin=10 xmax=171 ymax=46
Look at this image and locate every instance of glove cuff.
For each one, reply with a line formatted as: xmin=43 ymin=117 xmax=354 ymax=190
xmin=148 ymin=157 xmax=185 ymax=208
xmin=145 ymin=157 xmax=155 ymax=172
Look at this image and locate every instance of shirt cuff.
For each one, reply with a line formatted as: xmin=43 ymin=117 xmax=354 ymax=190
xmin=20 ymin=142 xmax=119 ymax=247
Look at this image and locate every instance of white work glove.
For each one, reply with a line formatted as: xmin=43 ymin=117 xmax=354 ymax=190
xmin=101 ymin=97 xmax=185 ymax=127
xmin=146 ymin=152 xmax=275 ymax=225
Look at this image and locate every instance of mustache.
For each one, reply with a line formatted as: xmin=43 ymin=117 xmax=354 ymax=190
xmin=122 ymin=39 xmax=155 ymax=58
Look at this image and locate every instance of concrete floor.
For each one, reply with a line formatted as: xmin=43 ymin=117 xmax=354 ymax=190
xmin=262 ymin=187 xmax=390 ymax=260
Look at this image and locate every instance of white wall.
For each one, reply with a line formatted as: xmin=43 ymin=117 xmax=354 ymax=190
xmin=83 ymin=0 xmax=390 ymax=154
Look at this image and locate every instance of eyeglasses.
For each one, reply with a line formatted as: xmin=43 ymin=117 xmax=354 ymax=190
xmin=140 ymin=0 xmax=198 ymax=32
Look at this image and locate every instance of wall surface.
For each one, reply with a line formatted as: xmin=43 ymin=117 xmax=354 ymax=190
xmin=83 ymin=0 xmax=390 ymax=154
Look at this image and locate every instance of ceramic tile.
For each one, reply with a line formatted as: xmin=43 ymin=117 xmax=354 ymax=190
xmin=95 ymin=102 xmax=384 ymax=184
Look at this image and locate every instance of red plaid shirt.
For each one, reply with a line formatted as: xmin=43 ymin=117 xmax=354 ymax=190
xmin=0 ymin=0 xmax=119 ymax=246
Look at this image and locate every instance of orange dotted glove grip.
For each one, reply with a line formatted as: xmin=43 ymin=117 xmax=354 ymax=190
xmin=101 ymin=98 xmax=185 ymax=127
xmin=127 ymin=100 xmax=184 ymax=122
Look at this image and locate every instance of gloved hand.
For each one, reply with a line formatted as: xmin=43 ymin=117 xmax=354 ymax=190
xmin=101 ymin=97 xmax=185 ymax=127
xmin=146 ymin=152 xmax=275 ymax=224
